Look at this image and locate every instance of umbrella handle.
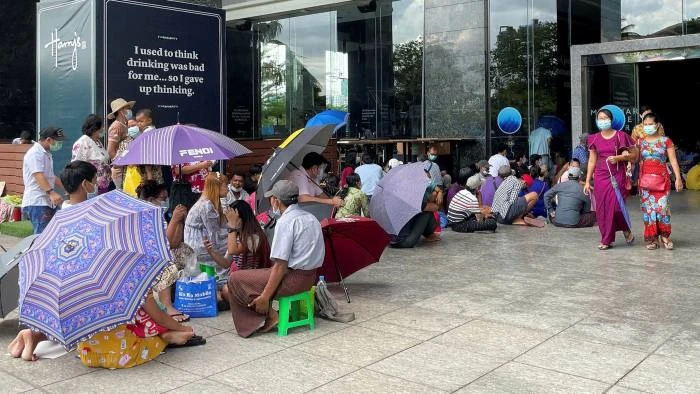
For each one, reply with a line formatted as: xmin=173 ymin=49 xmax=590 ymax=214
xmin=325 ymin=228 xmax=351 ymax=303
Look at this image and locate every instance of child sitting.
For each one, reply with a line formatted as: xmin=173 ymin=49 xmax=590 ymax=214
xmin=335 ymin=173 xmax=369 ymax=218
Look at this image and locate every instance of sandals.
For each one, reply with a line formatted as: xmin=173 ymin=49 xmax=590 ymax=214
xmin=646 ymin=242 xmax=658 ymax=250
xmin=661 ymin=238 xmax=674 ymax=250
xmin=169 ymin=313 xmax=190 ymax=323
xmin=598 ymin=244 xmax=612 ymax=250
xmin=624 ymin=232 xmax=635 ymax=245
xmin=168 ymin=335 xmax=207 ymax=348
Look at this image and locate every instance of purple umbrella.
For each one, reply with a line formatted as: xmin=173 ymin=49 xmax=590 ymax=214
xmin=369 ymin=162 xmax=429 ymax=235
xmin=113 ymin=124 xmax=251 ymax=166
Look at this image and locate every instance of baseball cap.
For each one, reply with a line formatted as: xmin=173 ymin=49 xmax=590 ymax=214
xmin=567 ymin=167 xmax=582 ymax=179
xmin=39 ymin=127 xmax=65 ymax=141
xmin=466 ymin=174 xmax=483 ymax=190
xmin=476 ymin=159 xmax=490 ymax=169
xmin=264 ymin=180 xmax=299 ymax=201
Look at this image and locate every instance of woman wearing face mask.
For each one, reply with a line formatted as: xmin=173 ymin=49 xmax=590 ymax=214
xmin=137 ymin=181 xmax=193 ymax=322
xmin=636 ymin=113 xmax=683 ymax=250
xmin=59 ymin=161 xmax=98 ymax=209
xmin=106 ymin=98 xmax=135 ymax=190
xmin=72 ymin=114 xmax=111 ymax=194
xmin=584 ymin=108 xmax=638 ymax=250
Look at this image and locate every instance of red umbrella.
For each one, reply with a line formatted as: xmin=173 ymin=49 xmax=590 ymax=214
xmin=319 ymin=217 xmax=391 ymax=303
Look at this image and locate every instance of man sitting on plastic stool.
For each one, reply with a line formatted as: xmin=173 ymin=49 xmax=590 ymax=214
xmin=227 ymin=180 xmax=324 ymax=337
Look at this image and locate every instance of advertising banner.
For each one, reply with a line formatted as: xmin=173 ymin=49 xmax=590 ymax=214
xmin=104 ymin=0 xmax=225 ymax=132
xmin=37 ymin=0 xmax=96 ymax=171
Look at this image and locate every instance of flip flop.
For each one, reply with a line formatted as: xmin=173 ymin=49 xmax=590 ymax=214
xmin=169 ymin=313 xmax=190 ymax=323
xmin=598 ymin=244 xmax=612 ymax=250
xmin=168 ymin=335 xmax=206 ymax=348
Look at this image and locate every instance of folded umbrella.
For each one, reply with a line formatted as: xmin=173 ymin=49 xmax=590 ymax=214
xmin=256 ymin=124 xmax=335 ymax=213
xmin=319 ymin=217 xmax=391 ymax=302
xmin=18 ymin=191 xmax=172 ymax=350
xmin=369 ymin=162 xmax=429 ymax=235
xmin=113 ymin=123 xmax=251 ymax=166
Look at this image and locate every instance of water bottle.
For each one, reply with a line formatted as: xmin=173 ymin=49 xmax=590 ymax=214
xmin=317 ymin=275 xmax=326 ymax=287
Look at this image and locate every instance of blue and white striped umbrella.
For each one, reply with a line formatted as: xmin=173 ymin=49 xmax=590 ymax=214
xmin=18 ymin=191 xmax=172 ymax=350
xmin=112 ymin=123 xmax=251 ymax=166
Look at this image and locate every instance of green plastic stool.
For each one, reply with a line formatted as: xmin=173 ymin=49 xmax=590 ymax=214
xmin=276 ymin=289 xmax=315 ymax=336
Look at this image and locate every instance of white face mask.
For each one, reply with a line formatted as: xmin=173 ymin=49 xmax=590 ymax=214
xmin=229 ymin=184 xmax=243 ymax=193
xmin=316 ymin=164 xmax=327 ymax=182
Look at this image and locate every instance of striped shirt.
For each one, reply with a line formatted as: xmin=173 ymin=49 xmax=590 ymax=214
xmin=447 ymin=189 xmax=479 ymax=223
xmin=491 ymin=176 xmax=523 ymax=219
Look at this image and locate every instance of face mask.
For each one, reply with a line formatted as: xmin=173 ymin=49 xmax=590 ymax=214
xmin=643 ymin=125 xmax=657 ymax=135
xmin=160 ymin=199 xmax=169 ymax=211
xmin=50 ymin=141 xmax=63 ymax=152
xmin=428 ymin=154 xmax=438 ymax=161
xmin=596 ymin=119 xmax=612 ymax=131
xmin=127 ymin=126 xmax=140 ymax=138
xmin=83 ymin=181 xmax=97 ymax=200
xmin=316 ymin=164 xmax=327 ymax=182
xmin=229 ymin=184 xmax=243 ymax=193
xmin=481 ymin=169 xmax=488 ymax=176
xmin=125 ymin=109 xmax=133 ymax=120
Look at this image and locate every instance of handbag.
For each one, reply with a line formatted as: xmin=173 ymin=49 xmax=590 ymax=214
xmin=174 ymin=275 xmax=218 ymax=318
xmin=639 ymin=161 xmax=668 ymax=192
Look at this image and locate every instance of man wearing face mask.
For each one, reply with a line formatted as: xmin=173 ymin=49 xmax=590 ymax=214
xmin=21 ymin=127 xmax=66 ymax=234
xmin=59 ymin=161 xmax=98 ymax=209
xmin=423 ymin=145 xmax=442 ymax=184
xmin=287 ymin=152 xmax=343 ymax=207
xmin=476 ymin=159 xmax=491 ymax=183
xmin=223 ymin=172 xmax=249 ymax=206
xmin=107 ymin=98 xmax=135 ymax=190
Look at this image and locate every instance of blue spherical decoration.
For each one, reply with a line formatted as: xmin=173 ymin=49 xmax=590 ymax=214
xmin=497 ymin=107 xmax=522 ymax=134
xmin=601 ymin=104 xmax=625 ymax=131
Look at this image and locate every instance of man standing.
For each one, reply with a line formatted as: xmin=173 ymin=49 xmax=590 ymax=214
xmin=354 ymin=153 xmax=384 ymax=201
xmin=572 ymin=133 xmax=589 ymax=171
xmin=529 ymin=121 xmax=552 ymax=170
xmin=106 ymin=97 xmax=135 ymax=189
xmin=544 ymin=167 xmax=596 ymax=228
xmin=21 ymin=127 xmax=65 ymax=234
xmin=488 ymin=144 xmax=510 ymax=177
xmin=423 ymin=145 xmax=442 ymax=184
xmin=227 ymin=180 xmax=324 ymax=337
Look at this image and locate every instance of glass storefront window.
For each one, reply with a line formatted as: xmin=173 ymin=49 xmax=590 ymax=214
xmin=618 ymin=0 xmax=683 ymax=40
xmin=249 ymin=0 xmax=424 ymax=140
xmin=686 ymin=0 xmax=700 ymax=34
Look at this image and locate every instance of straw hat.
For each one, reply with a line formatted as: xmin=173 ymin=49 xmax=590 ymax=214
xmin=107 ymin=98 xmax=135 ymax=120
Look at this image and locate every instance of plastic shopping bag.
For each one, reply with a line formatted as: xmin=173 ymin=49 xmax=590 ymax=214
xmin=173 ymin=274 xmax=217 ymax=318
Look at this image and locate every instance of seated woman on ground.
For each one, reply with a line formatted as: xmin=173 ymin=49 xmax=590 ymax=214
xmin=137 ymin=181 xmax=191 ymax=323
xmin=204 ymin=200 xmax=272 ymax=306
xmin=8 ymin=162 xmax=201 ymax=365
xmin=390 ymin=172 xmax=442 ymax=248
xmin=335 ymin=173 xmax=369 ymax=218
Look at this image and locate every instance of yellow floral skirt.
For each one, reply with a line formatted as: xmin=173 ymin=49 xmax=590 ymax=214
xmin=77 ymin=324 xmax=167 ymax=369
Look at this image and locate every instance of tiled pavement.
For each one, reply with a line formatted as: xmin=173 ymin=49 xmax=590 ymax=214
xmin=2 ymin=192 xmax=700 ymax=393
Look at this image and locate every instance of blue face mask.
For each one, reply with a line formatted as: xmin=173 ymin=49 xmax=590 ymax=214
xmin=428 ymin=154 xmax=438 ymax=161
xmin=596 ymin=119 xmax=612 ymax=131
xmin=127 ymin=126 xmax=140 ymax=138
xmin=125 ymin=109 xmax=133 ymax=120
xmin=643 ymin=125 xmax=657 ymax=135
xmin=84 ymin=181 xmax=97 ymax=200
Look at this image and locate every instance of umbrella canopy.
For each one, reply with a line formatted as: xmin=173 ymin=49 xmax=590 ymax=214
xmin=256 ymin=124 xmax=335 ymax=213
xmin=18 ymin=191 xmax=172 ymax=350
xmin=537 ymin=115 xmax=566 ymax=137
xmin=0 ymin=234 xmax=39 ymax=317
xmin=369 ymin=162 xmax=429 ymax=235
xmin=319 ymin=217 xmax=390 ymax=282
xmin=306 ymin=110 xmax=347 ymax=130
xmin=112 ymin=124 xmax=251 ymax=166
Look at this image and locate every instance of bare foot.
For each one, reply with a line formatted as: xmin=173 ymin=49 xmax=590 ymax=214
xmin=7 ymin=330 xmax=26 ymax=358
xmin=423 ymin=234 xmax=441 ymax=243
xmin=161 ymin=330 xmax=194 ymax=345
xmin=21 ymin=330 xmax=44 ymax=361
xmin=260 ymin=309 xmax=279 ymax=333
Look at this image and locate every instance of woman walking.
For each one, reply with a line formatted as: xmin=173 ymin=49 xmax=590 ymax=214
xmin=584 ymin=108 xmax=637 ymax=250
xmin=637 ymin=113 xmax=683 ymax=250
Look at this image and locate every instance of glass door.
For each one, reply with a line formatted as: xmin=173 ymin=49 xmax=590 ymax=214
xmin=584 ymin=63 xmax=638 ymax=133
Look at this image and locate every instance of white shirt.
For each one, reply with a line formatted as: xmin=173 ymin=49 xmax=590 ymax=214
xmin=222 ymin=188 xmax=250 ymax=206
xmin=354 ymin=163 xmax=384 ymax=195
xmin=529 ymin=127 xmax=552 ymax=156
xmin=488 ymin=153 xmax=510 ymax=177
xmin=21 ymin=142 xmax=55 ymax=208
xmin=270 ymin=204 xmax=324 ymax=270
